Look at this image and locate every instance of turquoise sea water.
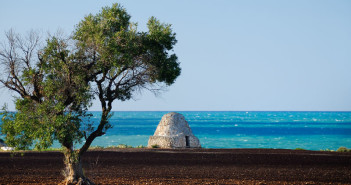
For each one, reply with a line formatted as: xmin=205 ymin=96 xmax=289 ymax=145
xmin=83 ymin=111 xmax=351 ymax=151
xmin=2 ymin=111 xmax=351 ymax=150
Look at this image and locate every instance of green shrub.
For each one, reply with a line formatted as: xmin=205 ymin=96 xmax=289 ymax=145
xmin=117 ymin=144 xmax=127 ymax=148
xmin=151 ymin=144 xmax=159 ymax=148
xmin=136 ymin=145 xmax=145 ymax=148
xmin=105 ymin=146 xmax=117 ymax=149
xmin=116 ymin=144 xmax=133 ymax=148
xmin=321 ymin=148 xmax=334 ymax=152
xmin=89 ymin=146 xmax=104 ymax=150
xmin=295 ymin=148 xmax=306 ymax=150
xmin=336 ymin=147 xmax=351 ymax=152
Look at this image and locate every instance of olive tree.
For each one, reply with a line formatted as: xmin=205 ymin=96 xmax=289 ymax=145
xmin=0 ymin=31 xmax=94 ymax=184
xmin=0 ymin=3 xmax=180 ymax=185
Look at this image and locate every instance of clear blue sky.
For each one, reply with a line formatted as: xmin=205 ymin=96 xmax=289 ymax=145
xmin=1 ymin=0 xmax=351 ymax=111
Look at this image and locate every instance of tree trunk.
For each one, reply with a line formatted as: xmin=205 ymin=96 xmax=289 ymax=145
xmin=63 ymin=149 xmax=94 ymax=185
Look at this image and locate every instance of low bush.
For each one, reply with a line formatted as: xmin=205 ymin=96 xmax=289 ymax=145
xmin=89 ymin=146 xmax=105 ymax=150
xmin=33 ymin=147 xmax=63 ymax=151
xmin=336 ymin=147 xmax=351 ymax=152
xmin=116 ymin=144 xmax=133 ymax=148
xmin=151 ymin=144 xmax=159 ymax=148
xmin=321 ymin=149 xmax=334 ymax=152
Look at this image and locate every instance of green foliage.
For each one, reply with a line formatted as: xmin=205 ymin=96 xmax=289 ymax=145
xmin=73 ymin=3 xmax=181 ymax=102
xmin=336 ymin=147 xmax=351 ymax=152
xmin=0 ymin=36 xmax=93 ymax=151
xmin=320 ymin=148 xmax=335 ymax=152
xmin=151 ymin=144 xmax=159 ymax=148
xmin=294 ymin=148 xmax=306 ymax=150
xmin=90 ymin=144 xmax=137 ymax=149
xmin=89 ymin=146 xmax=105 ymax=150
xmin=0 ymin=92 xmax=87 ymax=151
xmin=116 ymin=144 xmax=133 ymax=148
xmin=136 ymin=145 xmax=145 ymax=148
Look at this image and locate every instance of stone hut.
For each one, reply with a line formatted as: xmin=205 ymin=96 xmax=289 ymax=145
xmin=148 ymin=112 xmax=201 ymax=148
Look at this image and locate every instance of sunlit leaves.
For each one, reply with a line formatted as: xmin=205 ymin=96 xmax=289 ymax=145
xmin=73 ymin=3 xmax=181 ymax=102
xmin=147 ymin=16 xmax=177 ymax=50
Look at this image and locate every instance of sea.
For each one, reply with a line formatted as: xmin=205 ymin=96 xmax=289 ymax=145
xmin=2 ymin=111 xmax=351 ymax=151
xmin=80 ymin=111 xmax=351 ymax=151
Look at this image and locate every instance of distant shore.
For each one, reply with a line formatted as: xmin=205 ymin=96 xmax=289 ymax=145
xmin=0 ymin=148 xmax=350 ymax=184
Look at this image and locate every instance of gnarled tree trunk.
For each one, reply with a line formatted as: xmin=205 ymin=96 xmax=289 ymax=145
xmin=63 ymin=149 xmax=94 ymax=185
xmin=62 ymin=110 xmax=110 ymax=185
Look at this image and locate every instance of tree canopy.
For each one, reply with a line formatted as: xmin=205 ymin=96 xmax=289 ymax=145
xmin=0 ymin=3 xmax=180 ymax=184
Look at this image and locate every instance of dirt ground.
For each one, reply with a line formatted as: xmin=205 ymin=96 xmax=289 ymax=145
xmin=0 ymin=148 xmax=350 ymax=184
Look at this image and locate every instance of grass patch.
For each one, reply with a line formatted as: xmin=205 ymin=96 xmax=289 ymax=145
xmin=294 ymin=148 xmax=306 ymax=150
xmin=33 ymin=147 xmax=63 ymax=152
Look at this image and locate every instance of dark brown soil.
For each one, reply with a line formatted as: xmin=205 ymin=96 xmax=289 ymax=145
xmin=0 ymin=148 xmax=350 ymax=184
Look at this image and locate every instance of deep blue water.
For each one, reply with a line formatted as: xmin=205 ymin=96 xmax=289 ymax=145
xmin=2 ymin=111 xmax=351 ymax=150
xmin=83 ymin=111 xmax=351 ymax=150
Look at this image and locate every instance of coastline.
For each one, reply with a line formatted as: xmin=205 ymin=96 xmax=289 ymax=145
xmin=1 ymin=148 xmax=350 ymax=184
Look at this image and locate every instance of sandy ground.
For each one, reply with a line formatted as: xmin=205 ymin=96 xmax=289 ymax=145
xmin=0 ymin=148 xmax=350 ymax=184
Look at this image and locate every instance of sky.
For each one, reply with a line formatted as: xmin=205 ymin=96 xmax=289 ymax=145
xmin=0 ymin=0 xmax=351 ymax=111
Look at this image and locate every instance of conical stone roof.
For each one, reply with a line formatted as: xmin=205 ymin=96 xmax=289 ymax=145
xmin=148 ymin=112 xmax=201 ymax=148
